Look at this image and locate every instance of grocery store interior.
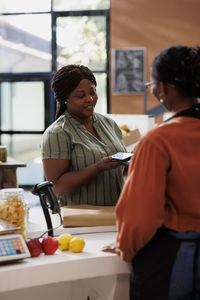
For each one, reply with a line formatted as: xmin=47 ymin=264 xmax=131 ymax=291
xmin=0 ymin=0 xmax=199 ymax=299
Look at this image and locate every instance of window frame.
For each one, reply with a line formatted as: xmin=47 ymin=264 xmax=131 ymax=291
xmin=0 ymin=73 xmax=51 ymax=139
xmin=0 ymin=4 xmax=110 ymax=186
xmin=51 ymin=9 xmax=110 ymax=112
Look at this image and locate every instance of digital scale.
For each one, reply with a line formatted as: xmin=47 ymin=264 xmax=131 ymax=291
xmin=0 ymin=181 xmax=61 ymax=263
xmin=0 ymin=220 xmax=30 ymax=263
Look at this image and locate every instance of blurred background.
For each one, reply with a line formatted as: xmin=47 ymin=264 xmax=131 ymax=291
xmin=0 ymin=0 xmax=199 ymax=186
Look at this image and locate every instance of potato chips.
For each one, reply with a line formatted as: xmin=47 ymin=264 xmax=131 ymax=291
xmin=0 ymin=189 xmax=26 ymax=239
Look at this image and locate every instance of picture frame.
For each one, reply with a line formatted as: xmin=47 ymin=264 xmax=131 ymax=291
xmin=112 ymin=47 xmax=146 ymax=95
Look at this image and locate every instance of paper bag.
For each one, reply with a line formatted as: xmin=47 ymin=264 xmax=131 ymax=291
xmin=61 ymin=204 xmax=116 ymax=227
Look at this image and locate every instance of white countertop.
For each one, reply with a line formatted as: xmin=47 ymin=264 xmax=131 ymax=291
xmin=0 ymin=231 xmax=130 ymax=293
xmin=27 ymin=205 xmax=118 ymax=237
xmin=0 ymin=207 xmax=130 ymax=293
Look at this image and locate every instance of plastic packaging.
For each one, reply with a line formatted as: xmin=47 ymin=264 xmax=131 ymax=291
xmin=0 ymin=188 xmax=30 ymax=239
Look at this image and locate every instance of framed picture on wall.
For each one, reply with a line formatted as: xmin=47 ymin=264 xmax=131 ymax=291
xmin=112 ymin=47 xmax=146 ymax=95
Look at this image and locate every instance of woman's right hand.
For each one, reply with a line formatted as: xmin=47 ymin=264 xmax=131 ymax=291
xmin=96 ymin=156 xmax=123 ymax=171
xmin=43 ymin=155 xmax=123 ymax=196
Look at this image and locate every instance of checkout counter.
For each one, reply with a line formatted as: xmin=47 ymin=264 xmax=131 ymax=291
xmin=0 ymin=114 xmax=155 ymax=299
xmin=0 ymin=197 xmax=130 ymax=300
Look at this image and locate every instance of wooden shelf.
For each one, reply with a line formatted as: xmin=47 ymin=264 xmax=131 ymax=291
xmin=0 ymin=157 xmax=27 ymax=189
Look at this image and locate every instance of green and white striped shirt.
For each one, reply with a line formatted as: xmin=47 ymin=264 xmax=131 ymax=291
xmin=41 ymin=111 xmax=126 ymax=206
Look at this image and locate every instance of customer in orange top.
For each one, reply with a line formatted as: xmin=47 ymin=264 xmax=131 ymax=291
xmin=103 ymin=45 xmax=200 ymax=300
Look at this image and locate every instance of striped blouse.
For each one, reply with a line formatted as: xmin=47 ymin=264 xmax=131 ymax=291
xmin=41 ymin=111 xmax=126 ymax=206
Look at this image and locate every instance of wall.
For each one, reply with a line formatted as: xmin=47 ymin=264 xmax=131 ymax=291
xmin=110 ymin=0 xmax=200 ymax=116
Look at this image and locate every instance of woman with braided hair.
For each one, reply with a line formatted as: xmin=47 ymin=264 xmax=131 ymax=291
xmin=103 ymin=45 xmax=200 ymax=299
xmin=41 ymin=64 xmax=126 ymax=206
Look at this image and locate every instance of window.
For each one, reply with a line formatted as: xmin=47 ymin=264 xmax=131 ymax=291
xmin=0 ymin=0 xmax=110 ymax=186
xmin=0 ymin=75 xmax=51 ymax=185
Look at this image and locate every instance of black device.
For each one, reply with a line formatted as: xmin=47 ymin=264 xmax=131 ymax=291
xmin=32 ymin=181 xmax=62 ymax=237
xmin=112 ymin=152 xmax=133 ymax=162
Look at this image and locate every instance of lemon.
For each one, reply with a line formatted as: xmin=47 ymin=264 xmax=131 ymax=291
xmin=120 ymin=124 xmax=130 ymax=133
xmin=69 ymin=237 xmax=85 ymax=253
xmin=58 ymin=233 xmax=73 ymax=251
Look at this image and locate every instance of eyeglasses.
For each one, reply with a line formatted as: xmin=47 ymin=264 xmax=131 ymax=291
xmin=145 ymin=80 xmax=155 ymax=87
xmin=145 ymin=80 xmax=175 ymax=88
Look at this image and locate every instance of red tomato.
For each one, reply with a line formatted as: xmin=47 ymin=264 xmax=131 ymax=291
xmin=41 ymin=236 xmax=58 ymax=255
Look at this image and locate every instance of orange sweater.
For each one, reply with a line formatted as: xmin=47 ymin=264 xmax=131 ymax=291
xmin=115 ymin=116 xmax=200 ymax=262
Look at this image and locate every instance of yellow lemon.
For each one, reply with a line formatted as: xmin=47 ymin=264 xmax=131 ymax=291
xmin=69 ymin=237 xmax=85 ymax=253
xmin=58 ymin=233 xmax=73 ymax=251
xmin=120 ymin=124 xmax=130 ymax=133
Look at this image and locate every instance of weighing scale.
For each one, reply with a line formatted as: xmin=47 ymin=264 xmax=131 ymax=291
xmin=0 ymin=181 xmax=61 ymax=263
xmin=0 ymin=219 xmax=30 ymax=263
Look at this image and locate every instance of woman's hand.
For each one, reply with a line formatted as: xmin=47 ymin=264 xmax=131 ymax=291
xmin=102 ymin=243 xmax=121 ymax=256
xmin=42 ymin=153 xmax=124 ymax=196
xmin=96 ymin=156 xmax=123 ymax=171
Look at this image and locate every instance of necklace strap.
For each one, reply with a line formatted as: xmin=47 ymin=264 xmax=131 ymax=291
xmin=164 ymin=103 xmax=200 ymax=122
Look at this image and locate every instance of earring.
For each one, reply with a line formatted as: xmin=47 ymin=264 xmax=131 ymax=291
xmin=159 ymin=93 xmax=166 ymax=104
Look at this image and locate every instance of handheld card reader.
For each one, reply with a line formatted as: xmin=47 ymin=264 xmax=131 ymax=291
xmin=112 ymin=152 xmax=133 ymax=162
